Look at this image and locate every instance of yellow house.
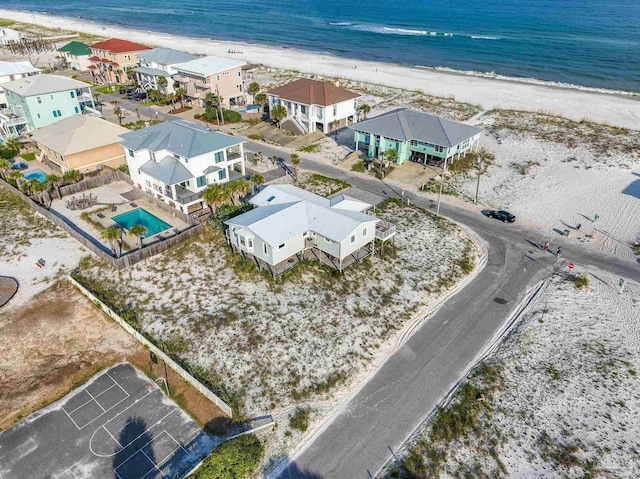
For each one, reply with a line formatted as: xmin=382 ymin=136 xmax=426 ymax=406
xmin=88 ymin=38 xmax=151 ymax=85
xmin=31 ymin=116 xmax=130 ymax=173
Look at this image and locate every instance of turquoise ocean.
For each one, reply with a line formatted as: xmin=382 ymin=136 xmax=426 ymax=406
xmin=3 ymin=0 xmax=639 ymax=92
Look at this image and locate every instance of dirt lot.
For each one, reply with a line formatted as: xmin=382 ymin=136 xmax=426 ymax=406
xmin=0 ymin=280 xmax=230 ymax=432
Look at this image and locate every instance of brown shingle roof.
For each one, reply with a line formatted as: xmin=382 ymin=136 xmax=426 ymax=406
xmin=268 ymin=79 xmax=359 ymax=106
xmin=90 ymin=38 xmax=151 ymax=54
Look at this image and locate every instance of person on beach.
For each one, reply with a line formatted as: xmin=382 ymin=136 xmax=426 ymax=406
xmin=575 ymin=223 xmax=581 ymax=230
xmin=556 ymin=247 xmax=562 ymax=258
xmin=543 ymin=241 xmax=549 ymax=252
xmin=594 ymin=213 xmax=599 ymax=222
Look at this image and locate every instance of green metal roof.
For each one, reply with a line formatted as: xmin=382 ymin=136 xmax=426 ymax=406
xmin=58 ymin=41 xmax=91 ymax=56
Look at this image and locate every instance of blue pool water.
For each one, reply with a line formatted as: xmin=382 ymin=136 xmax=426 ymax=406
xmin=238 ymin=105 xmax=260 ymax=113
xmin=112 ymin=208 xmax=171 ymax=237
xmin=24 ymin=169 xmax=47 ymax=184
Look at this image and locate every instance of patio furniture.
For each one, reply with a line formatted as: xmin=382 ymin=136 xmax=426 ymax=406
xmin=111 ymin=205 xmax=117 ymax=212
xmin=173 ymin=228 xmax=180 ymax=235
xmin=97 ymin=213 xmax=105 ymax=219
xmin=130 ymin=202 xmax=138 ymax=207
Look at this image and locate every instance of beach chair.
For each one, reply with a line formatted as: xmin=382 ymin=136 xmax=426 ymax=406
xmin=97 ymin=213 xmax=105 ymax=219
xmin=111 ymin=205 xmax=117 ymax=212
xmin=130 ymin=202 xmax=138 ymax=208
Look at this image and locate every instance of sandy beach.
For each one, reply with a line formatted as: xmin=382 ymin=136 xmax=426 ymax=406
xmin=1 ymin=8 xmax=639 ymax=129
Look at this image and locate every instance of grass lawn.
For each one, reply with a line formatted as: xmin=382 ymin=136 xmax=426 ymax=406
xmin=20 ymin=153 xmax=36 ymax=162
xmin=95 ymin=84 xmax=127 ymax=94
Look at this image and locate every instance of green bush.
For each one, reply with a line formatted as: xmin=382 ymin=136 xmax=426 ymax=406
xmin=190 ymin=434 xmax=264 ymax=479
xmin=0 ymin=148 xmax=17 ymax=159
xmin=298 ymin=143 xmax=321 ymax=153
xmin=222 ymin=109 xmax=242 ymax=123
xmin=351 ymin=160 xmax=366 ymax=173
xmin=117 ymin=164 xmax=130 ymax=175
xmin=569 ymin=275 xmax=589 ymax=289
xmin=289 ymin=407 xmax=311 ymax=432
xmin=199 ymin=107 xmax=242 ymax=124
xmin=207 ymin=203 xmax=255 ymax=231
xmin=248 ymin=134 xmax=263 ymax=141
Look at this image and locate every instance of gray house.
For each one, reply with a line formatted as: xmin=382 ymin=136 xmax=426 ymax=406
xmin=349 ymin=108 xmax=483 ymax=165
xmin=134 ymin=48 xmax=198 ymax=95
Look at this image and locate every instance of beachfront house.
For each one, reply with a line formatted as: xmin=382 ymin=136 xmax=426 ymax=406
xmin=0 ymin=74 xmax=97 ymax=138
xmin=349 ymin=108 xmax=483 ymax=165
xmin=88 ymin=38 xmax=151 ymax=85
xmin=267 ymin=79 xmax=360 ymax=134
xmin=0 ymin=28 xmax=26 ymax=46
xmin=120 ymin=120 xmax=246 ymax=214
xmin=0 ymin=60 xmax=41 ymax=108
xmin=172 ymin=55 xmax=246 ymax=107
xmin=134 ymin=48 xmax=198 ymax=95
xmin=31 ymin=116 xmax=129 ymax=173
xmin=225 ymin=184 xmax=395 ymax=275
xmin=57 ymin=41 xmax=92 ymax=71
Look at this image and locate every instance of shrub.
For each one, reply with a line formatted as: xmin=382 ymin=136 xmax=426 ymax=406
xmin=0 ymin=148 xmax=17 ymax=159
xmin=569 ymin=275 xmax=589 ymax=289
xmin=190 ymin=434 xmax=264 ymax=479
xmin=117 ymin=164 xmax=130 ymax=175
xmin=351 ymin=160 xmax=366 ymax=173
xmin=298 ymin=143 xmax=321 ymax=153
xmin=290 ymin=407 xmax=311 ymax=432
xmin=248 ymin=134 xmax=263 ymax=141
xmin=207 ymin=203 xmax=255 ymax=231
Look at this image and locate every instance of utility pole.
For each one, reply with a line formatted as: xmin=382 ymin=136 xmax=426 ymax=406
xmin=474 ymin=155 xmax=482 ymax=205
xmin=435 ymin=156 xmax=448 ymax=219
xmin=216 ymin=84 xmax=224 ymax=126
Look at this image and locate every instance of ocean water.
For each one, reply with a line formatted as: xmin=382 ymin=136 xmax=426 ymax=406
xmin=3 ymin=0 xmax=640 ymax=92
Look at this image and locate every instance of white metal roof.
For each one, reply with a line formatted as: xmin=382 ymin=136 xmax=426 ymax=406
xmin=0 ymin=61 xmax=40 ymax=77
xmin=3 ymin=74 xmax=89 ymax=97
xmin=173 ymin=55 xmax=246 ymax=78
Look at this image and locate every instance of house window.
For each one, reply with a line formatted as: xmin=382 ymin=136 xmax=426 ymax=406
xmin=333 ymin=105 xmax=337 ymax=116
xmin=237 ymin=71 xmax=241 ymax=77
xmin=173 ymin=153 xmax=180 ymax=159
xmin=435 ymin=145 xmax=444 ymax=153
xmin=263 ymin=243 xmax=268 ymax=255
xmin=410 ymin=140 xmax=418 ymax=146
xmin=215 ymin=151 xmax=224 ymax=163
xmin=240 ymin=236 xmax=246 ymax=246
xmin=279 ymin=243 xmax=285 ymax=249
xmin=70 ymin=91 xmax=75 ymax=98
xmin=50 ymin=95 xmax=54 ymax=100
xmin=145 ymin=180 xmax=151 ymax=187
xmin=217 ymin=75 xmax=220 ymax=81
xmin=196 ymin=175 xmax=207 ymax=187
xmin=301 ymin=105 xmax=307 ymax=114
xmin=57 ymin=109 xmax=61 ymax=117
xmin=128 ymin=149 xmax=135 ymax=157
xmin=53 ymin=110 xmax=58 ymax=118
xmin=247 ymin=238 xmax=253 ymax=248
xmin=267 ymin=195 xmax=276 ymax=202
xmin=218 ymin=169 xmax=226 ymax=180
xmin=362 ymin=227 xmax=367 ymax=236
xmin=37 ymin=96 xmax=42 ymax=104
xmin=36 ymin=113 xmax=40 ymax=119
xmin=74 ymin=107 xmax=79 ymax=114
xmin=324 ymin=237 xmax=332 ymax=244
xmin=350 ymin=234 xmax=356 ymax=244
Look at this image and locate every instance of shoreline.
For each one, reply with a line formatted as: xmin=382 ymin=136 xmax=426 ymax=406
xmin=2 ymin=8 xmax=640 ymax=129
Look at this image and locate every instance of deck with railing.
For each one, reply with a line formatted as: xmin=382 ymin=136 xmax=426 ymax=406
xmin=375 ymin=220 xmax=396 ymax=241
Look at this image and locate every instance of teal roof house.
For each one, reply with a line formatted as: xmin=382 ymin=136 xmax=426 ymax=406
xmin=120 ymin=120 xmax=246 ymax=214
xmin=348 ymin=108 xmax=483 ymax=165
xmin=58 ymin=41 xmax=92 ymax=71
xmin=0 ymin=74 xmax=97 ymax=138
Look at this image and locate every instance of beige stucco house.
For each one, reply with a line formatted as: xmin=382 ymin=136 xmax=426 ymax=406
xmin=88 ymin=38 xmax=151 ymax=85
xmin=31 ymin=115 xmax=130 ymax=173
xmin=173 ymin=55 xmax=246 ymax=107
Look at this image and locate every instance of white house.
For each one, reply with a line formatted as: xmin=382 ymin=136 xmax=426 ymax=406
xmin=134 ymin=48 xmax=198 ymax=95
xmin=267 ymin=79 xmax=360 ymax=134
xmin=225 ymin=184 xmax=395 ymax=274
xmin=0 ymin=28 xmax=26 ymax=46
xmin=57 ymin=41 xmax=92 ymax=71
xmin=0 ymin=61 xmax=40 ymax=107
xmin=120 ymin=120 xmax=246 ymax=214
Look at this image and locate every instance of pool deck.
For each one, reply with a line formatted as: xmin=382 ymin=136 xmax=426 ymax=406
xmin=50 ymin=181 xmax=190 ymax=251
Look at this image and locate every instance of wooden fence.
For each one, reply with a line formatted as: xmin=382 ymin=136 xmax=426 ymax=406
xmin=0 ymin=178 xmax=204 ymax=269
xmin=68 ymin=275 xmax=233 ymax=417
xmin=58 ymin=169 xmax=132 ymax=198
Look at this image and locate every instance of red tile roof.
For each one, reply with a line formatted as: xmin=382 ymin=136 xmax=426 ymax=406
xmin=88 ymin=55 xmax=101 ymax=61
xmin=87 ymin=65 xmax=97 ymax=70
xmin=101 ymin=58 xmax=110 ymax=63
xmin=268 ymin=79 xmax=360 ymax=107
xmin=90 ymin=38 xmax=151 ymax=54
xmin=110 ymin=62 xmax=120 ymax=67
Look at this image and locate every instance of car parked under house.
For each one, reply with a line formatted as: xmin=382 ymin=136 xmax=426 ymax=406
xmin=225 ymin=184 xmax=396 ymax=275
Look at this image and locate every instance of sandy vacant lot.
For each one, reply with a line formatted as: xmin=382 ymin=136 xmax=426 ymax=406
xmin=393 ymin=270 xmax=640 ymax=478
xmin=0 ymin=281 xmax=139 ymax=431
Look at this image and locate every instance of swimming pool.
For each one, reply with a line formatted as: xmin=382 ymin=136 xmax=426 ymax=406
xmin=112 ymin=208 xmax=171 ymax=237
xmin=238 ymin=105 xmax=260 ymax=113
xmin=24 ymin=169 xmax=47 ymax=184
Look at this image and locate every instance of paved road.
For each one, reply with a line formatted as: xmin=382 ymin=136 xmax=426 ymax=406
xmin=245 ymin=143 xmax=640 ymax=478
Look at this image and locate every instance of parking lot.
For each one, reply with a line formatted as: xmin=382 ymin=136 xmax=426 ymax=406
xmin=0 ymin=363 xmax=215 ymax=479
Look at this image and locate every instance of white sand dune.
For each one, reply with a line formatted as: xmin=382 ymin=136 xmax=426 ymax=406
xmin=1 ymin=9 xmax=640 ymax=129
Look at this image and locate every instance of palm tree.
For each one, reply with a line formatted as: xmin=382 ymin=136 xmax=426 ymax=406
xmin=5 ymin=137 xmax=22 ymax=154
xmin=157 ymin=76 xmax=168 ymax=94
xmin=63 ymin=169 xmax=81 ymax=184
xmin=114 ymin=107 xmax=124 ymax=125
xmin=254 ymin=93 xmax=267 ymax=113
xmin=359 ymin=103 xmax=371 ymax=120
xmin=271 ymin=104 xmax=287 ymax=129
xmin=225 ymin=180 xmax=241 ymax=206
xmin=248 ymin=81 xmax=260 ymax=101
xmin=20 ymin=178 xmax=38 ymax=196
xmin=44 ymin=174 xmax=62 ymax=202
xmin=175 ymin=87 xmax=187 ymax=108
xmin=29 ymin=179 xmax=48 ymax=205
xmin=101 ymin=227 xmax=122 ymax=257
xmin=128 ymin=224 xmax=147 ymax=250
xmin=0 ymin=159 xmax=11 ymax=180
xmin=290 ymin=153 xmax=300 ymax=178
xmin=202 ymin=184 xmax=227 ymax=214
xmin=380 ymin=148 xmax=398 ymax=177
xmin=332 ymin=119 xmax=340 ymax=139
xmin=8 ymin=170 xmax=23 ymax=189
xmin=250 ymin=173 xmax=264 ymax=188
